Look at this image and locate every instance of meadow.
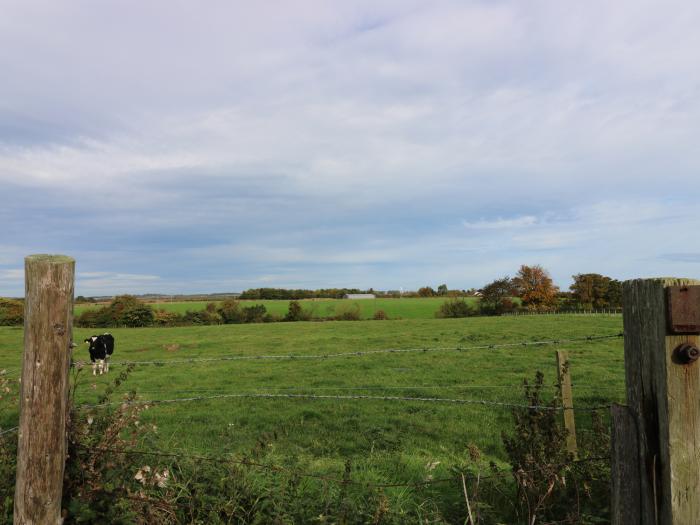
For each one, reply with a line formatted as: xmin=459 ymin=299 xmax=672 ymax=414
xmin=0 ymin=314 xmax=624 ymax=489
xmin=73 ymin=297 xmax=480 ymax=320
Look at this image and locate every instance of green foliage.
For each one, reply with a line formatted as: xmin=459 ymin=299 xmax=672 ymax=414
xmin=217 ymin=298 xmax=245 ymax=324
xmin=0 ymin=298 xmax=23 ymax=326
xmin=501 ymin=372 xmax=612 ymax=524
xmin=242 ymin=304 xmax=268 ymax=323
xmin=479 ymin=277 xmax=516 ymax=315
xmin=240 ymin=288 xmax=370 ymax=300
xmin=437 ymin=284 xmax=448 ymax=296
xmin=153 ymin=309 xmax=184 ymax=327
xmin=436 ymin=298 xmax=477 ymax=318
xmin=0 ymin=374 xmax=17 ymax=523
xmin=284 ymin=300 xmax=311 ymax=322
xmin=76 ymin=295 xmax=155 ymax=328
xmin=334 ymin=302 xmax=362 ymax=321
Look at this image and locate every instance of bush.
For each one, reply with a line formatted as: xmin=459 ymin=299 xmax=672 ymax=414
xmin=285 ymin=300 xmax=311 ymax=322
xmin=0 ymin=298 xmax=24 ymax=326
xmin=372 ymin=309 xmax=388 ymax=320
xmin=217 ymin=299 xmax=245 ymax=324
xmin=334 ymin=303 xmax=362 ymax=321
xmin=183 ymin=308 xmax=222 ymax=325
xmin=153 ymin=309 xmax=184 ymax=326
xmin=76 ymin=295 xmax=155 ymax=328
xmin=75 ymin=308 xmax=112 ymax=328
xmin=436 ymin=298 xmax=476 ymax=318
xmin=243 ymin=304 xmax=268 ymax=323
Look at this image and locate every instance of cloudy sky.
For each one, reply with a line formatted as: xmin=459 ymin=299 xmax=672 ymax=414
xmin=1 ymin=0 xmax=699 ymax=296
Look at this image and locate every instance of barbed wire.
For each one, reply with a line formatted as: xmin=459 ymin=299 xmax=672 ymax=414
xmin=79 ymin=391 xmax=613 ymax=412
xmin=71 ymin=333 xmax=623 ymax=369
xmin=132 ymin=381 xmax=625 ymax=395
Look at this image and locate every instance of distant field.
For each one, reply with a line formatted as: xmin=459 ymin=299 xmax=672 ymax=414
xmin=0 ymin=314 xmax=624 ymax=490
xmin=73 ymin=297 xmax=481 ymax=319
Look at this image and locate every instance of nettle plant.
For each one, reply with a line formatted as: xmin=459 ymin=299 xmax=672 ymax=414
xmin=63 ymin=364 xmax=177 ymax=524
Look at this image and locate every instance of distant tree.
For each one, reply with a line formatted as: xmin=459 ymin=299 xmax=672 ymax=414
xmin=607 ymin=279 xmax=623 ymax=307
xmin=437 ymin=284 xmax=448 ymax=295
xmin=418 ymin=286 xmax=436 ymax=297
xmin=480 ymin=277 xmax=515 ymax=314
xmin=284 ymin=300 xmax=311 ymax=322
xmin=570 ymin=274 xmax=611 ymax=309
xmin=512 ymin=265 xmax=559 ymax=310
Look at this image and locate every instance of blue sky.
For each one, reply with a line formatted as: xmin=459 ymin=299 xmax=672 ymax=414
xmin=1 ymin=0 xmax=700 ymax=296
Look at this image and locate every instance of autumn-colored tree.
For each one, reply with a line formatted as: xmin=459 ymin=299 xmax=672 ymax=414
xmin=570 ymin=274 xmax=622 ymax=308
xmin=418 ymin=286 xmax=436 ymax=297
xmin=570 ymin=273 xmax=609 ymax=309
xmin=512 ymin=265 xmax=559 ymax=310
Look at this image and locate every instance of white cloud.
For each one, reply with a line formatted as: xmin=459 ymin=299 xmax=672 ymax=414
xmin=0 ymin=1 xmax=699 ymax=294
xmin=463 ymin=216 xmax=538 ymax=230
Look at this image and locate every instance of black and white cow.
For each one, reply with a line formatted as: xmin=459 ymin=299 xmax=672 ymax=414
xmin=84 ymin=333 xmax=115 ymax=375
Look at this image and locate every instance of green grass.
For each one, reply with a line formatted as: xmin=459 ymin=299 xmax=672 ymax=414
xmin=73 ymin=297 xmax=480 ymax=319
xmin=0 ymin=315 xmax=624 ymax=489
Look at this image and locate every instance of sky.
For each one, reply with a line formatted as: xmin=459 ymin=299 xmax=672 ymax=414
xmin=1 ymin=0 xmax=700 ymax=296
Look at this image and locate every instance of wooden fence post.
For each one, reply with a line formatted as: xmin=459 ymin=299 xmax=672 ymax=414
xmin=14 ymin=255 xmax=74 ymax=525
xmin=556 ymin=350 xmax=577 ymax=457
xmin=611 ymin=403 xmax=641 ymax=525
xmin=612 ymin=278 xmax=700 ymax=524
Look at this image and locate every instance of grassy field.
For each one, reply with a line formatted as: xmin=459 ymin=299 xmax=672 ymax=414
xmin=73 ymin=297 xmax=481 ymax=319
xmin=0 ymin=315 xmax=624 ymax=491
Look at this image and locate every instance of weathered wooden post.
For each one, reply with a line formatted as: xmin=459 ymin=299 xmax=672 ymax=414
xmin=14 ymin=255 xmax=74 ymax=525
xmin=612 ymin=278 xmax=700 ymax=524
xmin=556 ymin=350 xmax=577 ymax=457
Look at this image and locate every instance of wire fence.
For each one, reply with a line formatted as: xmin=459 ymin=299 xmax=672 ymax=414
xmin=3 ymin=331 xmax=624 ymax=495
xmin=78 ymin=391 xmax=617 ymax=412
xmin=71 ymin=332 xmax=623 ymax=369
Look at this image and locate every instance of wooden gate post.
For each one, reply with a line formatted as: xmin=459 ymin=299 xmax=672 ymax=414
xmin=14 ymin=255 xmax=74 ymax=525
xmin=555 ymin=350 xmax=577 ymax=457
xmin=613 ymin=278 xmax=700 ymax=524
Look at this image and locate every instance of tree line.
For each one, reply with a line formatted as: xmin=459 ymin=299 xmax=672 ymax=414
xmin=0 ymin=266 xmax=623 ymax=326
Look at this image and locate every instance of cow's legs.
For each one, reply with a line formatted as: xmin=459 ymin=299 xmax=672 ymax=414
xmin=96 ymin=359 xmax=105 ymax=375
xmin=104 ymin=355 xmax=109 ymax=373
xmin=92 ymin=361 xmax=97 ymax=376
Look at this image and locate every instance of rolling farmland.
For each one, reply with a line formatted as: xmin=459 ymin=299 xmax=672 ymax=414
xmin=73 ymin=297 xmax=481 ymax=320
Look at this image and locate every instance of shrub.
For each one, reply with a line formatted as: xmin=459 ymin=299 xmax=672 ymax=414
xmin=334 ymin=303 xmax=361 ymax=321
xmin=183 ymin=308 xmax=223 ymax=325
xmin=107 ymin=295 xmax=155 ymax=327
xmin=372 ymin=309 xmax=388 ymax=320
xmin=243 ymin=304 xmax=267 ymax=323
xmin=218 ymin=299 xmax=245 ymax=324
xmin=0 ymin=298 xmax=24 ymax=326
xmin=75 ymin=308 xmax=112 ymax=328
xmin=76 ymin=295 xmax=155 ymax=328
xmin=153 ymin=309 xmax=184 ymax=326
xmin=436 ymin=298 xmax=476 ymax=318
xmin=285 ymin=300 xmax=311 ymax=322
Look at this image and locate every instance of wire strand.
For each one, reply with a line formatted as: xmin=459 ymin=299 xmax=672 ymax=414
xmin=72 ymin=333 xmax=623 ymax=368
xmin=78 ymin=391 xmax=613 ymax=412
